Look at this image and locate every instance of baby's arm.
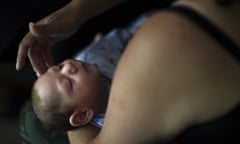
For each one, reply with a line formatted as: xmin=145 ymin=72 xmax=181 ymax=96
xmin=68 ymin=124 xmax=100 ymax=144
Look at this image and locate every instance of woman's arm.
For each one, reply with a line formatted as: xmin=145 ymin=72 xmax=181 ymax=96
xmin=16 ymin=0 xmax=128 ymax=74
xmin=68 ymin=124 xmax=100 ymax=144
xmin=88 ymin=6 xmax=240 ymax=144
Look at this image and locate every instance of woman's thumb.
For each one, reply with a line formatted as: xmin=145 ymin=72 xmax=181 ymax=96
xmin=29 ymin=22 xmax=56 ymax=37
xmin=29 ymin=2 xmax=80 ymax=39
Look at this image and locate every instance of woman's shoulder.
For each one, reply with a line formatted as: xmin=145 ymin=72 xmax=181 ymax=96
xmin=130 ymin=1 xmax=240 ymax=60
xmin=118 ymin=1 xmax=240 ymax=128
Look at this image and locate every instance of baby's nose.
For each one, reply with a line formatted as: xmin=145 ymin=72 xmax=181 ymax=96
xmin=49 ymin=65 xmax=60 ymax=72
xmin=63 ymin=61 xmax=78 ymax=74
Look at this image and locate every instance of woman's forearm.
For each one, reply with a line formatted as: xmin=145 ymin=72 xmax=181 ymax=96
xmin=68 ymin=124 xmax=100 ymax=144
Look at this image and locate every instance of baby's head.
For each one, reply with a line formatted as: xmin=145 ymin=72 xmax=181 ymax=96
xmin=32 ymin=59 xmax=109 ymax=131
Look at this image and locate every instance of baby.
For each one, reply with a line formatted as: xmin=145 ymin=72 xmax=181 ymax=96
xmin=31 ymin=25 xmax=132 ymax=132
xmin=31 ymin=13 xmax=149 ymax=131
xmin=32 ymin=59 xmax=110 ymax=131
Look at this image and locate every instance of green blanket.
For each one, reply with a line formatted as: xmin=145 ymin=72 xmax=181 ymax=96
xmin=19 ymin=100 xmax=69 ymax=144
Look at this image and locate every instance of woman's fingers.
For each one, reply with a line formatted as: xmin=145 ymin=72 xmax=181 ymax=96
xmin=17 ymin=0 xmax=79 ymax=72
xmin=16 ymin=32 xmax=36 ymax=70
xmin=28 ymin=47 xmax=49 ymax=75
xmin=16 ymin=41 xmax=28 ymax=71
xmin=43 ymin=50 xmax=54 ymax=68
xmin=17 ymin=31 xmax=53 ymax=74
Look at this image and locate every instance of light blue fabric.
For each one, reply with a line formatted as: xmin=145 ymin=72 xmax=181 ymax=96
xmin=75 ymin=12 xmax=151 ymax=128
xmin=89 ymin=114 xmax=105 ymax=128
xmin=75 ymin=28 xmax=130 ymax=79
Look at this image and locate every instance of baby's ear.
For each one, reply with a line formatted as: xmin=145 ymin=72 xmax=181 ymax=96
xmin=69 ymin=108 xmax=94 ymax=127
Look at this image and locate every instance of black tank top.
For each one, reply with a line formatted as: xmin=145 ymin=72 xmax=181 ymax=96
xmin=161 ymin=5 xmax=240 ymax=144
xmin=165 ymin=5 xmax=240 ymax=62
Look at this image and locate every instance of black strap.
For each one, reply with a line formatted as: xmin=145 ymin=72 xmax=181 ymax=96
xmin=165 ymin=5 xmax=240 ymax=62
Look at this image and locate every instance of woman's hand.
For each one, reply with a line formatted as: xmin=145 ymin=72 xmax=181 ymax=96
xmin=16 ymin=1 xmax=81 ymax=75
xmin=16 ymin=0 xmax=127 ymax=75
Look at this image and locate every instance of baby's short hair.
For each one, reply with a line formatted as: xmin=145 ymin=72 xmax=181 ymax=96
xmin=31 ymin=87 xmax=76 ymax=131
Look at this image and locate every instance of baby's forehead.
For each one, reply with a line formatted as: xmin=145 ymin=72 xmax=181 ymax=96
xmin=34 ymin=73 xmax=51 ymax=89
xmin=34 ymin=74 xmax=60 ymax=102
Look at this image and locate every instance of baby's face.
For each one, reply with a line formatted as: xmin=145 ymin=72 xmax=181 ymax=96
xmin=34 ymin=59 xmax=103 ymax=109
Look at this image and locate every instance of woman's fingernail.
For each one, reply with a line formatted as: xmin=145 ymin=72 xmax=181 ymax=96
xmin=36 ymin=72 xmax=40 ymax=77
xmin=29 ymin=22 xmax=34 ymax=28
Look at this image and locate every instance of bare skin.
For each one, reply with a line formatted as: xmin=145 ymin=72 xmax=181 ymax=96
xmin=16 ymin=0 xmax=127 ymax=75
xmin=68 ymin=124 xmax=100 ymax=144
xmin=70 ymin=0 xmax=240 ymax=143
xmin=16 ymin=0 xmax=240 ymax=143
